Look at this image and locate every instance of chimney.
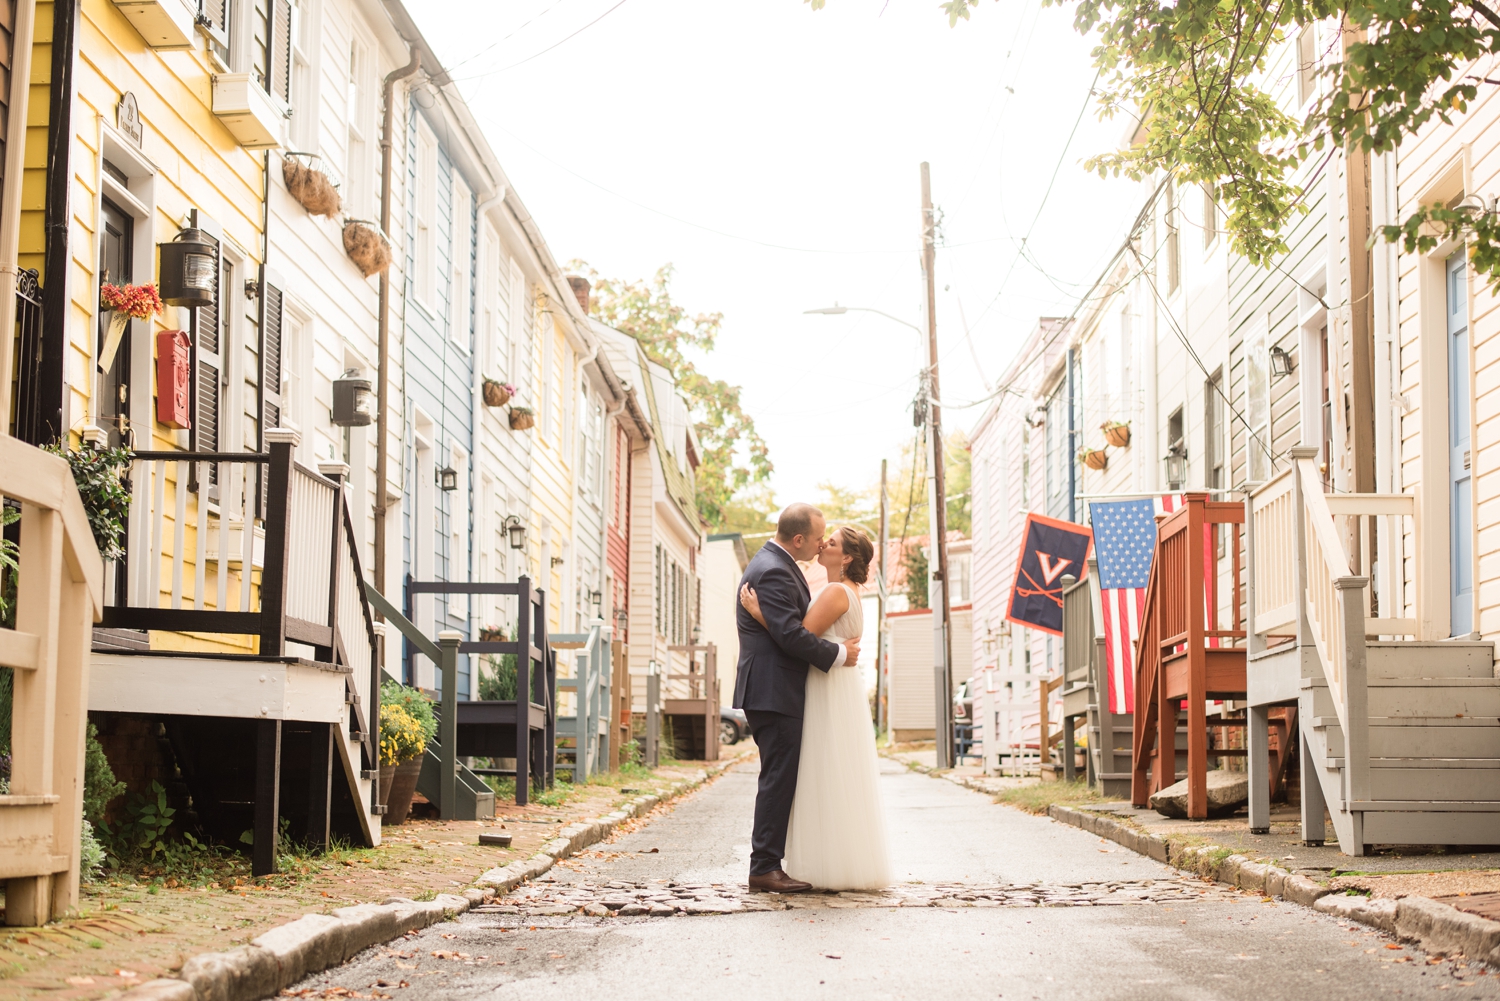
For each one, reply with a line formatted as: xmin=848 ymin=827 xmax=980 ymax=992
xmin=566 ymin=275 xmax=591 ymax=313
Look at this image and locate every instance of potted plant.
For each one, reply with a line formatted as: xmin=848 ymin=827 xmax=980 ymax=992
xmin=1078 ymin=446 xmax=1108 ymax=471
xmin=283 ymin=154 xmax=341 ymax=218
xmin=98 ymin=282 xmax=163 ymax=374
xmin=379 ymin=681 xmax=437 ymax=825
xmin=1101 ymin=420 xmax=1131 ymax=448
xmin=508 ymin=405 xmax=535 ymax=431
xmin=342 ymin=220 xmax=392 ymax=277
xmin=482 ymin=380 xmax=516 ymax=408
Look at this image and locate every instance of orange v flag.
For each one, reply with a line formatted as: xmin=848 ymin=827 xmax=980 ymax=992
xmin=1006 ymin=512 xmax=1094 ymax=636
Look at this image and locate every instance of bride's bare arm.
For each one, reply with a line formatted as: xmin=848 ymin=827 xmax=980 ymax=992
xmin=739 ymin=582 xmax=848 ymax=637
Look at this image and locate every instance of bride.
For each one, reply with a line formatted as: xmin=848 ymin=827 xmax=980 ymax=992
xmin=739 ymin=525 xmax=891 ymax=891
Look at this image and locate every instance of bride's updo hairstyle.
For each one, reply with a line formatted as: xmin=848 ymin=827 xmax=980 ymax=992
xmin=838 ymin=526 xmax=876 ymax=585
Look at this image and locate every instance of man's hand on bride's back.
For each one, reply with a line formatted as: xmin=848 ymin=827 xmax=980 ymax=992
xmin=844 ymin=636 xmax=861 ymax=664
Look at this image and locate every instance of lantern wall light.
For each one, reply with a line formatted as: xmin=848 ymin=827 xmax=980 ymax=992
xmin=503 ymin=514 xmax=526 ymax=550
xmin=332 ymin=368 xmax=373 ymax=427
xmin=1269 ymin=344 xmax=1295 ymax=378
xmin=437 ymin=466 xmax=458 ymax=492
xmin=158 ymin=228 xmax=216 ymax=308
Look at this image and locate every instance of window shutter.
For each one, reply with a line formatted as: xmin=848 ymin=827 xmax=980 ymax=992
xmin=189 ymin=212 xmax=224 ymax=482
xmin=258 ymin=265 xmax=285 ymax=514
xmin=200 ymin=0 xmax=231 ymax=62
xmin=269 ymin=0 xmax=292 ymax=103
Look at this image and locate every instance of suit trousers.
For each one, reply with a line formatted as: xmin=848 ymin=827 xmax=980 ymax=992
xmin=745 ymin=709 xmax=803 ymax=876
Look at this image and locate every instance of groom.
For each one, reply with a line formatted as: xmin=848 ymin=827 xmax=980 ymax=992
xmin=733 ymin=502 xmax=859 ymax=893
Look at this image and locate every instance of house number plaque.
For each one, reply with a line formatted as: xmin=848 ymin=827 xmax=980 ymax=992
xmin=116 ymin=92 xmax=143 ymax=148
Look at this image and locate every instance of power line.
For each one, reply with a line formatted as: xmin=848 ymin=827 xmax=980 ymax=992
xmin=452 ymin=0 xmax=633 ymax=79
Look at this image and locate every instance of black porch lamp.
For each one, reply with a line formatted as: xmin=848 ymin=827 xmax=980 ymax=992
xmin=1269 ymin=344 xmax=1295 ymax=378
xmin=332 ymin=369 xmax=374 ymax=426
xmin=437 ymin=466 xmax=458 ymax=492
xmin=158 ymin=228 xmax=216 ymax=308
xmin=503 ymin=514 xmax=526 ymax=550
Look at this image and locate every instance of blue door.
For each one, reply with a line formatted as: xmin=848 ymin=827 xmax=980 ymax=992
xmin=1448 ymin=252 xmax=1473 ymax=637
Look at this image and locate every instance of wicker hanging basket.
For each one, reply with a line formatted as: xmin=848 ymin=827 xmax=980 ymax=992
xmin=482 ymin=380 xmax=514 ymax=408
xmin=1101 ymin=422 xmax=1131 ymax=448
xmin=342 ymin=220 xmax=391 ymax=277
xmin=1079 ymin=447 xmax=1108 ymax=471
xmin=508 ymin=407 xmax=535 ymax=431
xmin=283 ymin=156 xmax=342 ymax=218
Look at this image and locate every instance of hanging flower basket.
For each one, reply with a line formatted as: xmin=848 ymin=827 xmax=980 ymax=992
xmin=509 ymin=406 xmax=535 ymax=431
xmin=98 ymin=282 xmax=163 ymax=373
xmin=342 ymin=220 xmax=391 ymax=277
xmin=1101 ymin=421 xmax=1131 ymax=448
xmin=1079 ymin=447 xmax=1108 ymax=471
xmin=283 ymin=155 xmax=342 ymax=218
xmin=483 ymin=379 xmax=516 ymax=408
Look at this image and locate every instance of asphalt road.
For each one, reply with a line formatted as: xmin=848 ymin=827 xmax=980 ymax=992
xmin=291 ymin=759 xmax=1500 ymax=1000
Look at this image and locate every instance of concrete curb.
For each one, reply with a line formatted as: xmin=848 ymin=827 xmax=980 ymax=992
xmin=115 ymin=764 xmax=728 ymax=1001
xmin=1043 ymin=803 xmax=1500 ymax=967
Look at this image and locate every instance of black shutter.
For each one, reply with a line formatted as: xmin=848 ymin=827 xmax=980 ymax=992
xmin=189 ymin=212 xmax=224 ymax=486
xmin=269 ymin=0 xmax=292 ymax=102
xmin=258 ymin=265 xmax=285 ymax=515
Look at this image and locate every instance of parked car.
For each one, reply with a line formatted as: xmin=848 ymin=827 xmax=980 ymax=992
xmin=720 ymin=706 xmax=749 ymax=745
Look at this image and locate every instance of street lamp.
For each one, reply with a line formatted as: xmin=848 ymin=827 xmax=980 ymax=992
xmin=803 ymin=303 xmax=925 ymax=334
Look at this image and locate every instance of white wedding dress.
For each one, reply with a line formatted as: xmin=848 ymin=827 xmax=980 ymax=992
xmin=783 ymin=582 xmax=892 ymax=890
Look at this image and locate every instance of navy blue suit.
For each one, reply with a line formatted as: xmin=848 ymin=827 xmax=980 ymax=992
xmin=732 ymin=541 xmax=840 ymax=876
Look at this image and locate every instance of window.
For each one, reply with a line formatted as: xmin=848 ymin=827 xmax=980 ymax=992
xmin=1205 ymin=369 xmax=1225 ymax=491
xmin=1164 ymin=182 xmax=1181 ymax=294
xmin=1021 ymin=422 xmax=1030 ymax=508
xmin=451 ymin=175 xmax=472 ymax=348
xmin=540 ymin=313 xmax=555 ymax=440
xmin=344 ymin=35 xmax=373 ymax=217
xmin=199 ymin=0 xmax=233 ymax=67
xmin=449 ymin=444 xmax=468 ymax=617
xmin=1203 ymin=184 xmax=1218 ymax=249
xmin=1246 ymin=317 xmax=1271 ymax=482
xmin=482 ymin=225 xmax=508 ymax=377
xmin=1296 ymin=24 xmax=1318 ymax=107
xmin=654 ymin=544 xmax=663 ymax=636
xmin=287 ymin=0 xmax=315 ymax=148
xmin=414 ymin=119 xmax=437 ymax=306
xmin=581 ymin=385 xmax=603 ymax=505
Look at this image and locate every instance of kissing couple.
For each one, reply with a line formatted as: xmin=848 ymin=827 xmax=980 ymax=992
xmin=732 ymin=502 xmax=891 ymax=893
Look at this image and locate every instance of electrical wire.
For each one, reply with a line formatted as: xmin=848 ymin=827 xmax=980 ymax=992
xmin=451 ymin=0 xmax=634 ymax=79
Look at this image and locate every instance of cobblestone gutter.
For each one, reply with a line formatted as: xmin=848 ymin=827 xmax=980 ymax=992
xmin=1045 ymin=801 xmax=1500 ymax=969
xmin=111 ymin=770 xmax=716 ymax=1001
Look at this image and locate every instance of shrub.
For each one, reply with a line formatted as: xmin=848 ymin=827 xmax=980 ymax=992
xmin=83 ymin=721 xmax=124 ymax=825
xmin=380 ymin=681 xmax=437 ymax=764
xmin=478 ymin=626 xmax=519 ymax=701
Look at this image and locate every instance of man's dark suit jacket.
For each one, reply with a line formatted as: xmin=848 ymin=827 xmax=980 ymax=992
xmin=732 ymin=541 xmax=840 ymax=718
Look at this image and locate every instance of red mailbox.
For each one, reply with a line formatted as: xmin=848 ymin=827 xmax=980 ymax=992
xmin=155 ymin=329 xmax=191 ymax=429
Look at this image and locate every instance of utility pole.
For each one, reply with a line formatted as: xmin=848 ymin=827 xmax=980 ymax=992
xmin=877 ymin=458 xmax=889 ymax=733
xmin=921 ymin=162 xmax=955 ymax=769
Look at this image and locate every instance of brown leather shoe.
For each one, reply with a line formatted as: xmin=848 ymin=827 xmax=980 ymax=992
xmin=748 ymin=870 xmax=812 ymax=894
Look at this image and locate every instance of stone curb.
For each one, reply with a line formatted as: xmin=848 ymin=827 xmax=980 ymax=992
xmin=1043 ymin=803 xmax=1500 ymax=967
xmin=114 ymin=765 xmax=726 ymax=1001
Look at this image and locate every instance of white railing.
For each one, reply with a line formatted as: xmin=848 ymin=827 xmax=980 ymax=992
xmin=1249 ymin=464 xmax=1297 ymax=639
xmin=123 ymin=454 xmax=266 ymax=616
xmin=0 ymin=437 xmax=102 ymax=925
xmin=285 ymin=463 xmax=336 ymax=626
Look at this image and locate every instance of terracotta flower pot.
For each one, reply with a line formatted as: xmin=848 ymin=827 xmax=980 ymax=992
xmin=384 ymin=756 xmax=424 ymax=825
xmin=482 ymin=380 xmax=512 ymax=407
xmin=1102 ymin=423 xmax=1131 ymax=448
xmin=509 ymin=408 xmax=535 ymax=431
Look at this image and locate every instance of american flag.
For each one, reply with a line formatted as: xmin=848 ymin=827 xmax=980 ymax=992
xmin=1090 ymin=495 xmax=1181 ymax=714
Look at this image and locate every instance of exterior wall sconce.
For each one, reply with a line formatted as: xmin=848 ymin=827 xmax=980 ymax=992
xmin=437 ymin=466 xmax=458 ymax=492
xmin=331 ymin=369 xmax=373 ymax=427
xmin=588 ymin=588 xmax=603 ymax=614
xmin=1164 ymin=439 xmax=1188 ymax=490
xmin=691 ymin=622 xmax=702 ymax=643
xmin=503 ymin=514 xmax=526 ymax=550
xmin=1269 ymin=344 xmax=1294 ymax=378
xmin=158 ymin=228 xmax=216 ymax=307
xmin=613 ymin=606 xmax=628 ymax=632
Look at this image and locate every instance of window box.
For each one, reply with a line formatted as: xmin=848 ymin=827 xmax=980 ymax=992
xmin=113 ymin=0 xmax=195 ymax=48
xmin=212 ymin=74 xmax=284 ymax=150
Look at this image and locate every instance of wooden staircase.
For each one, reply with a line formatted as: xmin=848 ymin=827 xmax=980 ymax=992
xmin=1246 ymin=448 xmax=1500 ymax=854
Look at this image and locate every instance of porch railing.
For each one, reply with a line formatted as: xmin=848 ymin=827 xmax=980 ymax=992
xmin=99 ymin=431 xmax=380 ymax=781
xmin=0 ymin=436 xmax=102 ymax=925
xmin=553 ymin=623 xmax=612 ymax=782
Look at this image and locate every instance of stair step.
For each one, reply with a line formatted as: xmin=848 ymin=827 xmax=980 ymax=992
xmin=1367 ymin=640 xmax=1497 ymax=680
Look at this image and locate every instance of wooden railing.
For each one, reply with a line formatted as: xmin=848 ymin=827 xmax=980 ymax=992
xmin=554 ymin=622 xmax=613 ymax=781
xmin=1248 ymin=464 xmax=1297 ymax=642
xmin=0 ymin=437 xmax=103 ymax=925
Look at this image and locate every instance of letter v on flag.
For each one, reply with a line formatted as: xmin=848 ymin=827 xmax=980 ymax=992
xmin=1006 ymin=512 xmax=1094 ymax=636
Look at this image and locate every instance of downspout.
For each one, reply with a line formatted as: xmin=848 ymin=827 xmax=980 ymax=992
xmin=0 ymin=0 xmax=37 ymax=434
xmin=373 ymin=45 xmax=421 ymax=602
xmin=38 ymin=0 xmax=79 ymax=443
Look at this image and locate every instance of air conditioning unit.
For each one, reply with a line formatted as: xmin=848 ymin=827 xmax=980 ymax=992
xmin=112 ymin=0 xmax=196 ymax=48
xmin=212 ymin=74 xmax=284 ymax=150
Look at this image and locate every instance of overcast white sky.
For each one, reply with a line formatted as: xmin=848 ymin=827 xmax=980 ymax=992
xmin=409 ymin=0 xmax=1144 ymax=517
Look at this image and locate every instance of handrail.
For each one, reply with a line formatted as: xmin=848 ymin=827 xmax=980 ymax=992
xmin=361 ymin=580 xmax=439 ymax=663
xmin=1297 ymin=456 xmax=1355 ymax=732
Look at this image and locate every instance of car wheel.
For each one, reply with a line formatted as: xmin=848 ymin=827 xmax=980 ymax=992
xmin=719 ymin=719 xmax=740 ymax=746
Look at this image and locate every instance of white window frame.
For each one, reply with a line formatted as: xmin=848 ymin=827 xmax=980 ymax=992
xmin=414 ymin=117 xmax=438 ymax=308
xmin=451 ymin=174 xmax=472 ymax=350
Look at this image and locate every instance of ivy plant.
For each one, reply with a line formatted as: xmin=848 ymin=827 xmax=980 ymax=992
xmin=45 ymin=443 xmax=133 ymax=561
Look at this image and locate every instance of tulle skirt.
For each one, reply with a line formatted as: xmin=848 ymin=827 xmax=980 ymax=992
xmin=784 ymin=664 xmax=892 ymax=890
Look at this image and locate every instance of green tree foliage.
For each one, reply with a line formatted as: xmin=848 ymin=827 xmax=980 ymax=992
xmin=815 ymin=481 xmax=878 ymax=537
xmin=575 ymin=262 xmax=771 ymax=526
xmin=901 ymin=544 xmax=930 ymax=609
xmin=815 ymin=0 xmax=1500 ymax=282
xmin=712 ymin=486 xmax=781 ymax=559
xmin=886 ymin=430 xmax=972 ymax=540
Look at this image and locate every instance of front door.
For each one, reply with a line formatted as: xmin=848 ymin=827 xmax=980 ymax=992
xmin=1448 ymin=251 xmax=1473 ymax=636
xmin=98 ymin=198 xmax=134 ymax=447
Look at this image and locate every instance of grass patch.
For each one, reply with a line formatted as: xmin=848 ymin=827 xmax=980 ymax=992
xmin=994 ymin=780 xmax=1103 ymax=815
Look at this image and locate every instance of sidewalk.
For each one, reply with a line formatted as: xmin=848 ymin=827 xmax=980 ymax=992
xmin=887 ymin=747 xmax=1500 ymax=903
xmin=0 ymin=747 xmax=753 ymax=1001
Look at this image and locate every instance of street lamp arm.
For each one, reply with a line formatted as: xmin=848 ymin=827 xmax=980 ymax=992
xmin=803 ymin=304 xmax=924 ymax=334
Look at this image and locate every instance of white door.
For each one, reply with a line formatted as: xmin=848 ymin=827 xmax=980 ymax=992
xmin=1448 ymin=252 xmax=1473 ymax=636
